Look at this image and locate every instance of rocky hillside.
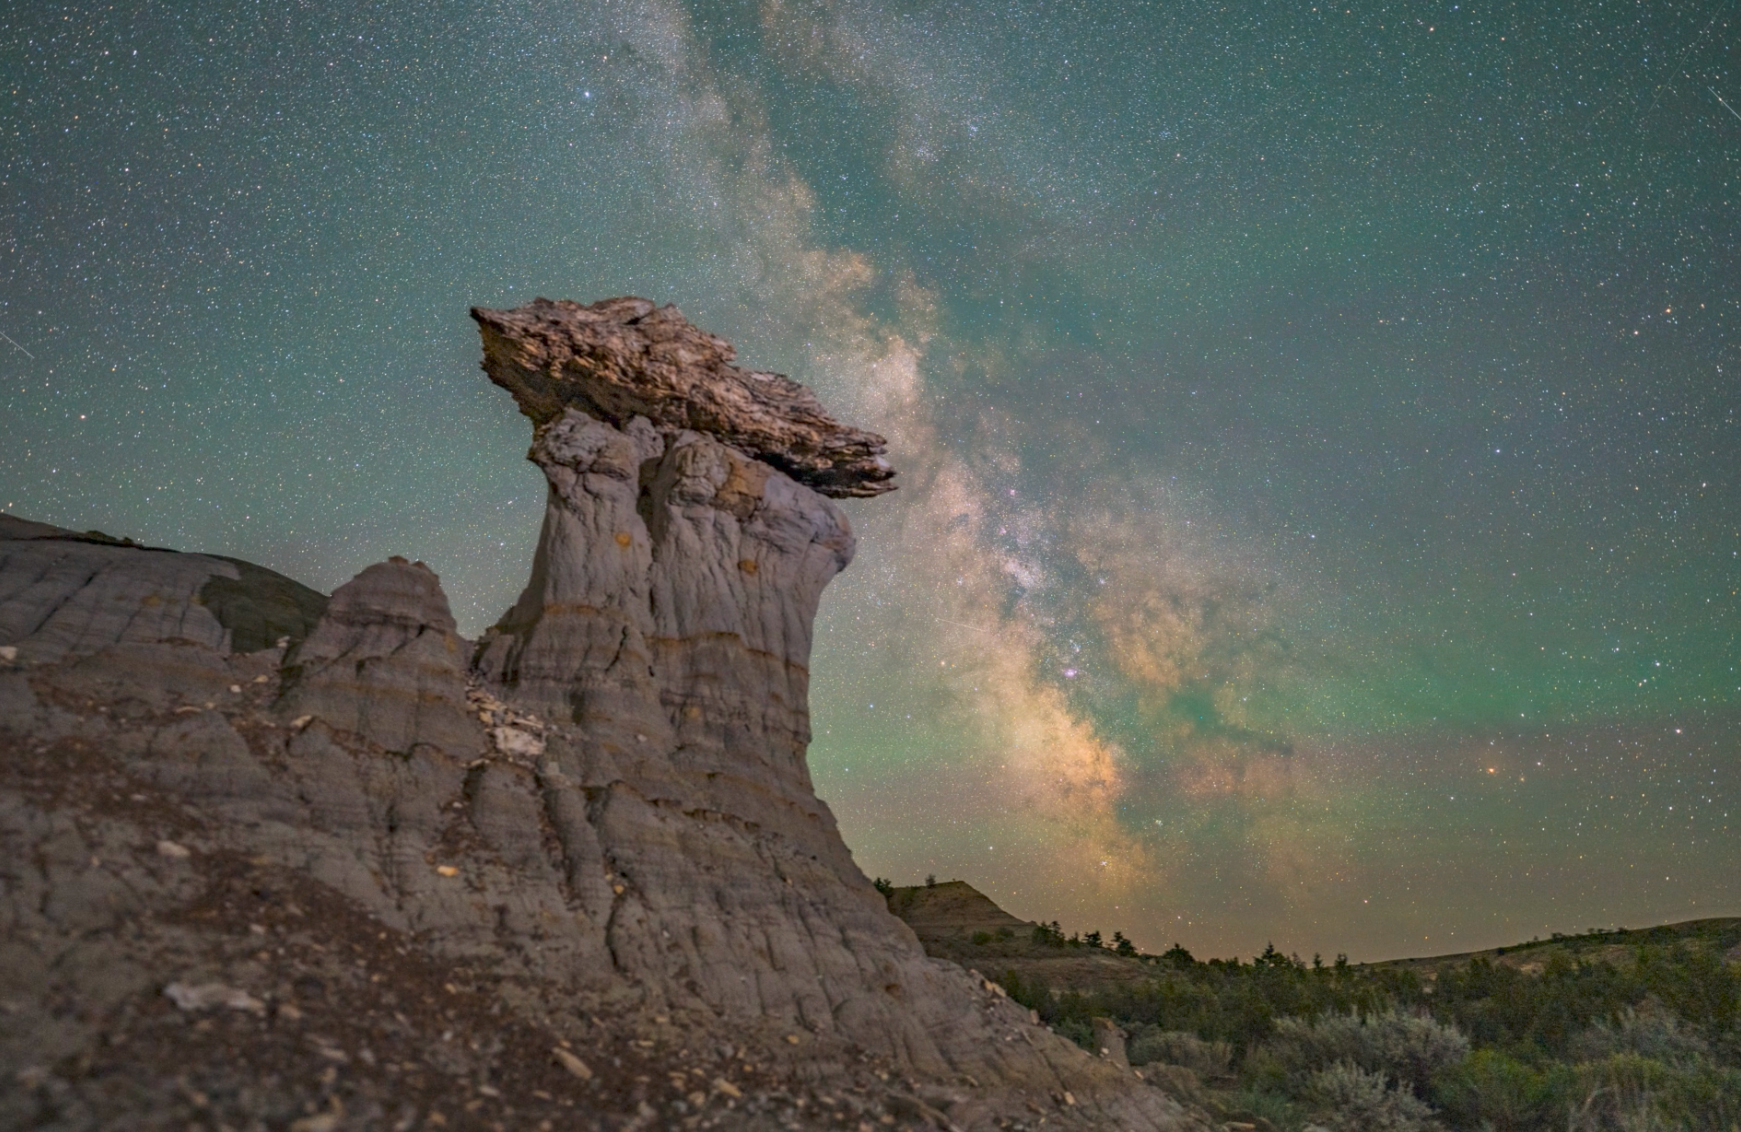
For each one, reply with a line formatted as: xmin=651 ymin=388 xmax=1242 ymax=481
xmin=0 ymin=298 xmax=1202 ymax=1131
xmin=883 ymin=882 xmax=1162 ymax=996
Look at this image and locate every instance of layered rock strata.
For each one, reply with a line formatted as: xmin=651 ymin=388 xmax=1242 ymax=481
xmin=0 ymin=513 xmax=326 ymax=662
xmin=0 ymin=300 xmax=1203 ymax=1131
xmin=471 ymin=296 xmax=896 ymax=497
xmin=277 ymin=558 xmax=478 ymax=758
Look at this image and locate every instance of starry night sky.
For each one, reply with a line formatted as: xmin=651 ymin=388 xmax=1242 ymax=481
xmin=5 ymin=0 xmax=1738 ymax=960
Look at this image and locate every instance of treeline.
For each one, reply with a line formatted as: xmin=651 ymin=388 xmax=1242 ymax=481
xmin=1002 ymin=940 xmax=1416 ymax=1055
xmin=998 ymin=931 xmax=1741 ymax=1130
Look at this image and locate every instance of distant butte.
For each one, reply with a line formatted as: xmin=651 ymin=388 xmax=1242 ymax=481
xmin=470 ymin=296 xmax=897 ymax=498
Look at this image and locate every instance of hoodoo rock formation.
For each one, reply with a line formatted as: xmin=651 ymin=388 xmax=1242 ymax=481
xmin=0 ymin=299 xmax=1205 ymax=1130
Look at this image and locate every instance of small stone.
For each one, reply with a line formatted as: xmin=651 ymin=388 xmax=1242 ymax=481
xmin=436 ymin=865 xmax=460 ymax=877
xmin=785 ymin=1034 xmax=801 ymax=1045
xmin=289 ymin=1116 xmax=339 ymax=1132
xmin=477 ymin=1084 xmax=500 ymax=1098
xmin=712 ymin=1078 xmax=742 ymax=1099
xmin=228 ymin=684 xmax=242 ymax=694
xmin=156 ymin=840 xmax=192 ymax=859
xmin=551 ymin=1047 xmax=592 ymax=1081
xmin=291 ymin=714 xmax=314 ymax=730
xmin=491 ymin=726 xmax=545 ymax=758
xmin=164 ymin=982 xmax=265 ymax=1014
xmin=253 ymin=674 xmax=270 ymax=683
xmin=278 ymin=1003 xmax=303 ymax=1021
xmin=0 ymin=645 xmax=17 ymax=662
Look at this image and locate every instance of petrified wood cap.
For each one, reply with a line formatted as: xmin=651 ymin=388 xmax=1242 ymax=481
xmin=471 ymin=296 xmax=896 ymax=497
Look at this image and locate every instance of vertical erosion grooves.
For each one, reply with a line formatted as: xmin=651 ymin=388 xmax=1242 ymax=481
xmin=463 ymin=301 xmax=1198 ymax=1128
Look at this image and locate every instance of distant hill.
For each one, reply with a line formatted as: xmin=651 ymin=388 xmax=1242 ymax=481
xmin=884 ymin=878 xmax=1741 ymax=983
xmin=1367 ymin=917 xmax=1741 ymax=980
xmin=884 ymin=878 xmax=1030 ymax=940
xmin=885 ymin=880 xmax=1160 ymax=992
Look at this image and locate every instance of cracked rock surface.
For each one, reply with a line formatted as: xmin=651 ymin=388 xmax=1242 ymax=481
xmin=472 ymin=296 xmax=896 ymax=498
xmin=0 ymin=302 xmax=1205 ymax=1131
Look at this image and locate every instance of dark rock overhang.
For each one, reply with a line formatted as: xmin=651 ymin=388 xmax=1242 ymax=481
xmin=470 ymin=297 xmax=896 ymax=498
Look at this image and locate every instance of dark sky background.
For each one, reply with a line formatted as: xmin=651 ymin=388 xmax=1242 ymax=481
xmin=4 ymin=0 xmax=1738 ymax=960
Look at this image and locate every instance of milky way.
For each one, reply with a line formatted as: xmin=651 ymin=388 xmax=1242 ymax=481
xmin=4 ymin=0 xmax=1737 ymax=959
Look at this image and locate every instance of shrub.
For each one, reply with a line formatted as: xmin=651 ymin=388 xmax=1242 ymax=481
xmin=1302 ymin=1061 xmax=1441 ymax=1132
xmin=1224 ymin=1085 xmax=1305 ymax=1131
xmin=1142 ymin=1063 xmax=1206 ymax=1104
xmin=1569 ymin=1004 xmax=1712 ymax=1069
xmin=871 ymin=877 xmax=893 ymax=897
xmin=1053 ymin=1016 xmax=1094 ymax=1052
xmin=1262 ymin=1008 xmax=1470 ymax=1095
xmin=1432 ymin=1048 xmax=1558 ymax=1132
xmin=1161 ymin=943 xmax=1195 ymax=968
xmin=1127 ymin=1027 xmax=1233 ymax=1078
xmin=1563 ymin=1053 xmax=1741 ymax=1131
